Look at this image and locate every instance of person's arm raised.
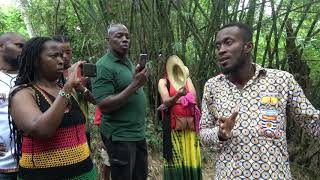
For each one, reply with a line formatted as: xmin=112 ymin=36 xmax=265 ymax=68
xmin=97 ymin=65 xmax=148 ymax=114
xmin=10 ymin=63 xmax=83 ymax=139
xmin=11 ymin=85 xmax=72 ymax=139
xmin=76 ymin=84 xmax=96 ymax=105
xmin=200 ymin=80 xmax=238 ymax=148
xmin=158 ymin=79 xmax=186 ymax=108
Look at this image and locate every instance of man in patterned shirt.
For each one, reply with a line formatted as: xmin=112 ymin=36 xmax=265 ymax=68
xmin=200 ymin=22 xmax=320 ymax=179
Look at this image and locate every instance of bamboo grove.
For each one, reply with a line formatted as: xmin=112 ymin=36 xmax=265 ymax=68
xmin=2 ymin=0 xmax=320 ymax=178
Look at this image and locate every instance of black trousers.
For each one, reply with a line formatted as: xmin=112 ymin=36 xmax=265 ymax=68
xmin=101 ymin=134 xmax=148 ymax=180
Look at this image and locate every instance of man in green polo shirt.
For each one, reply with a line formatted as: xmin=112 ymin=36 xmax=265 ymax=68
xmin=92 ymin=23 xmax=148 ymax=180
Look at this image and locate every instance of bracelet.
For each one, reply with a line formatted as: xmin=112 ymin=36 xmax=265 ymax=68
xmin=58 ymin=90 xmax=71 ymax=99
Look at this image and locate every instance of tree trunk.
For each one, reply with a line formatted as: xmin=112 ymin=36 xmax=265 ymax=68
xmin=16 ymin=0 xmax=36 ymax=37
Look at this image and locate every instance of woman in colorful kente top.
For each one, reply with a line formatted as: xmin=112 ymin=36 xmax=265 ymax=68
xmin=158 ymin=55 xmax=202 ymax=180
xmin=8 ymin=37 xmax=96 ymax=179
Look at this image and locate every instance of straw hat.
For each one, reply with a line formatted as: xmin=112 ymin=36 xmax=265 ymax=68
xmin=166 ymin=55 xmax=189 ymax=90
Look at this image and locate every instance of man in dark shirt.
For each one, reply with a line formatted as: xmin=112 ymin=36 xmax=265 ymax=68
xmin=92 ymin=24 xmax=148 ymax=180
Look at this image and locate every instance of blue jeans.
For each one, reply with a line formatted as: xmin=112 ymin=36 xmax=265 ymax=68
xmin=0 ymin=172 xmax=17 ymax=180
xmin=101 ymin=134 xmax=148 ymax=180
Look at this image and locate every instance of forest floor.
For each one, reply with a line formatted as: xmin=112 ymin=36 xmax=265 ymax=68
xmin=90 ymin=125 xmax=318 ymax=180
xmin=90 ymin=125 xmax=215 ymax=180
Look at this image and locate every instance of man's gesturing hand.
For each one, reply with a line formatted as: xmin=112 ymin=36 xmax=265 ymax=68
xmin=218 ymin=112 xmax=239 ymax=141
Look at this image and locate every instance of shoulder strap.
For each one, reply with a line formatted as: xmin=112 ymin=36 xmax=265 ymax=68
xmin=29 ymin=85 xmax=46 ymax=109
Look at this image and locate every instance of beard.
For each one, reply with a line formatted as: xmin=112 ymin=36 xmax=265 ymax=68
xmin=222 ymin=47 xmax=246 ymax=74
xmin=3 ymin=54 xmax=20 ymax=70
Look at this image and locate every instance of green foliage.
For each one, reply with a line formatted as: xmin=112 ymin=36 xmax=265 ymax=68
xmin=0 ymin=6 xmax=28 ymax=37
xmin=145 ymin=117 xmax=162 ymax=152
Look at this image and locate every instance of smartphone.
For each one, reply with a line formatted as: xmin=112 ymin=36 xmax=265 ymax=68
xmin=81 ymin=63 xmax=97 ymax=77
xmin=139 ymin=54 xmax=148 ymax=69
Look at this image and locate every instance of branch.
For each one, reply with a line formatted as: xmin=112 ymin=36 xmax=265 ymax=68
xmin=54 ymin=0 xmax=61 ymax=34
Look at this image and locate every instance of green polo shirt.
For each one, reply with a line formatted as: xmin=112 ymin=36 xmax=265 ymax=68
xmin=92 ymin=52 xmax=146 ymax=141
